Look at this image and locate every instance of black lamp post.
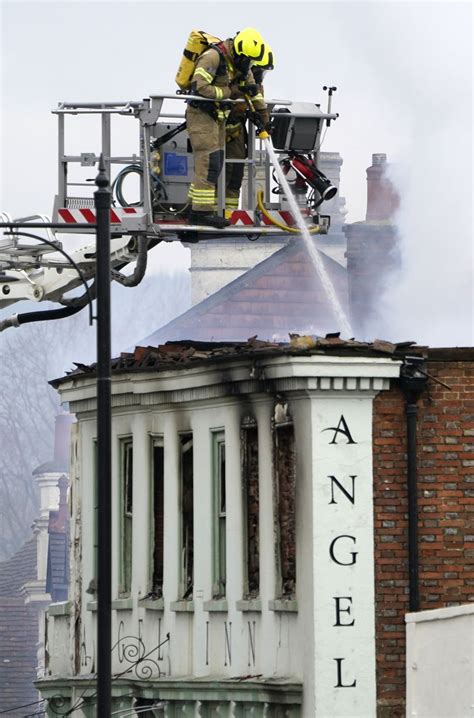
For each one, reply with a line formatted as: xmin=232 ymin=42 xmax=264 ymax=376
xmin=94 ymin=155 xmax=112 ymax=716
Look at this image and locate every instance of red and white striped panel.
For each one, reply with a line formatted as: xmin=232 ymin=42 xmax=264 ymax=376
xmin=58 ymin=207 xmax=142 ymax=224
xmin=58 ymin=207 xmax=304 ymax=228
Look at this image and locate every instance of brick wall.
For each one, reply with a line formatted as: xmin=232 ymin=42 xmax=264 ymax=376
xmin=373 ymin=357 xmax=474 ymax=717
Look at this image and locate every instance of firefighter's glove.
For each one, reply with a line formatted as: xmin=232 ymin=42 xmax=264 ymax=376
xmin=220 ymin=100 xmax=233 ymax=120
xmin=248 ymin=111 xmax=265 ymax=133
xmin=242 ymin=83 xmax=259 ymax=97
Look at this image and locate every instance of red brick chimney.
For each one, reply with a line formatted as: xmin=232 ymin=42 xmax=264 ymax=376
xmin=343 ymin=154 xmax=400 ymax=337
xmin=366 ymin=153 xmax=399 ymax=221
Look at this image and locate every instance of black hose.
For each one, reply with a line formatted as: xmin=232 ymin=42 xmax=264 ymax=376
xmin=17 ymin=303 xmax=86 ymax=325
xmin=0 ymin=301 xmax=87 ymax=332
xmin=59 ymin=280 xmax=97 ymax=308
xmin=111 ymin=237 xmax=148 ymax=287
xmin=2 ymin=230 xmax=94 ymax=324
xmin=0 ymin=280 xmax=93 ymax=331
xmin=112 ymin=165 xmax=143 ymax=207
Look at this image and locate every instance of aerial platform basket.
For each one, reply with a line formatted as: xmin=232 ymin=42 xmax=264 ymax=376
xmin=52 ymin=94 xmax=338 ymax=241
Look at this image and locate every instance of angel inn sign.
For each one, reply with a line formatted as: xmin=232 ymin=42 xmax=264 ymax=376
xmin=297 ymin=379 xmax=388 ymax=718
xmin=39 ymin=348 xmax=400 ymax=718
xmin=313 ymin=409 xmax=378 ymax=715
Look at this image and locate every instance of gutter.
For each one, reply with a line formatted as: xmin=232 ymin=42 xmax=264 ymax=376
xmin=399 ymin=356 xmax=428 ymax=612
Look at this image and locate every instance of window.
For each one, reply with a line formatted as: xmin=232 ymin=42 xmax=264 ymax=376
xmin=180 ymin=433 xmax=194 ymax=599
xmin=120 ymin=438 xmax=133 ymax=595
xmin=151 ymin=437 xmax=164 ymax=596
xmin=212 ymin=432 xmax=226 ymax=598
xmin=273 ymin=404 xmax=296 ymax=598
xmin=242 ymin=417 xmax=259 ymax=597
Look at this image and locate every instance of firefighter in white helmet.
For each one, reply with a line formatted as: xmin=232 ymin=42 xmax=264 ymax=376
xmin=185 ymin=28 xmax=271 ymax=228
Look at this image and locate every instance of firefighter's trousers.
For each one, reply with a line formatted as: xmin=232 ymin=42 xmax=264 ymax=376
xmin=225 ymin=121 xmax=247 ymax=211
xmin=186 ymin=106 xmax=225 ymax=213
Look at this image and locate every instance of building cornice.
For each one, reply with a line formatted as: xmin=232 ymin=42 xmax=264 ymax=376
xmin=37 ymin=675 xmax=303 ymax=702
xmin=57 ymin=355 xmax=401 ymax=415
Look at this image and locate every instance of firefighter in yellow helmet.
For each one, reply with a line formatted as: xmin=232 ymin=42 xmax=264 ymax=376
xmin=225 ymin=44 xmax=275 ymax=212
xmin=186 ymin=28 xmax=270 ymax=228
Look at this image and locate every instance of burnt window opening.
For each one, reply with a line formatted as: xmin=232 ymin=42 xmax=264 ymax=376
xmin=180 ymin=433 xmax=194 ymax=600
xmin=152 ymin=439 xmax=164 ymax=597
xmin=120 ymin=438 xmax=133 ymax=595
xmin=273 ymin=402 xmax=296 ymax=599
xmin=242 ymin=416 xmax=259 ymax=598
xmin=212 ymin=432 xmax=226 ymax=599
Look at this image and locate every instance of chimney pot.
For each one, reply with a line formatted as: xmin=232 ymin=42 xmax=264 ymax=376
xmin=366 ymin=154 xmax=399 ymax=221
xmin=372 ymin=153 xmax=387 ymax=165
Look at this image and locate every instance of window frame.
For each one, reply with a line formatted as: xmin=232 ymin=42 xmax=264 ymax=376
xmin=212 ymin=430 xmax=226 ymax=599
xmin=150 ymin=435 xmax=165 ymax=597
xmin=119 ymin=437 xmax=133 ymax=596
xmin=179 ymin=432 xmax=194 ymax=600
xmin=241 ymin=418 xmax=260 ymax=598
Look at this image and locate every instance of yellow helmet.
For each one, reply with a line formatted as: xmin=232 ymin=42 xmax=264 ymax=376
xmin=253 ymin=43 xmax=275 ymax=70
xmin=234 ymin=27 xmax=265 ymax=61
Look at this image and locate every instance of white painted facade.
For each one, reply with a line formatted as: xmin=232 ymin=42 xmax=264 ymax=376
xmin=39 ymin=352 xmax=400 ymax=717
xmin=406 ymin=604 xmax=474 ymax=718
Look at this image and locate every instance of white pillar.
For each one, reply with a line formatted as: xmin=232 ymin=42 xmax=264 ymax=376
xmin=191 ymin=412 xmax=213 ymax=676
xmin=163 ymin=412 xmax=181 ymax=601
xmin=255 ymin=400 xmax=277 ymax=675
xmin=310 ymin=393 xmax=377 ymax=718
xmin=224 ymin=405 xmax=244 ymax=602
xmin=224 ymin=404 xmax=244 ymax=672
xmin=132 ymin=413 xmax=151 ymax=597
xmin=291 ymin=395 xmax=317 ymax=713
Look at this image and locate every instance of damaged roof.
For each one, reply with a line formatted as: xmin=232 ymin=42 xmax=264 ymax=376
xmin=137 ymin=239 xmax=349 ymax=346
xmin=51 ymin=334 xmax=428 ymax=388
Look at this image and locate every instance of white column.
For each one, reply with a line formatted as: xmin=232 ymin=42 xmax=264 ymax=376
xmin=163 ymin=411 xmax=181 ymax=601
xmin=161 ymin=410 xmax=184 ymax=676
xmin=225 ymin=405 xmax=244 ymax=601
xmin=224 ymin=404 xmax=244 ymax=672
xmin=191 ymin=412 xmax=213 ymax=676
xmin=132 ymin=413 xmax=151 ymax=597
xmin=311 ymin=393 xmax=377 ymax=718
xmin=291 ymin=396 xmax=317 ymax=712
xmin=255 ymin=400 xmax=276 ymax=675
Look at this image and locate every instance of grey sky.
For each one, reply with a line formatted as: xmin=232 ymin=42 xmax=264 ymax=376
xmin=1 ymin=0 xmax=473 ymax=343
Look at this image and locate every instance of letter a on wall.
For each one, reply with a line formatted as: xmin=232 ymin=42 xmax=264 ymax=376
xmin=322 ymin=415 xmax=357 ymax=445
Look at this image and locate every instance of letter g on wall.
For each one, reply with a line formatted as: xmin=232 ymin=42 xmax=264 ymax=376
xmin=329 ymin=535 xmax=358 ymax=566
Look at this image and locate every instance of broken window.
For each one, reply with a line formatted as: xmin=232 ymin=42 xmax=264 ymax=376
xmin=120 ymin=438 xmax=133 ymax=595
xmin=180 ymin=433 xmax=194 ymax=599
xmin=273 ymin=403 xmax=296 ymax=598
xmin=212 ymin=432 xmax=226 ymax=598
xmin=242 ymin=416 xmax=259 ymax=597
xmin=151 ymin=437 xmax=164 ymax=596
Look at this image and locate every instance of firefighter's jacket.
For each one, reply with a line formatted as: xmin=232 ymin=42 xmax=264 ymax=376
xmin=189 ymin=39 xmax=269 ymax=125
